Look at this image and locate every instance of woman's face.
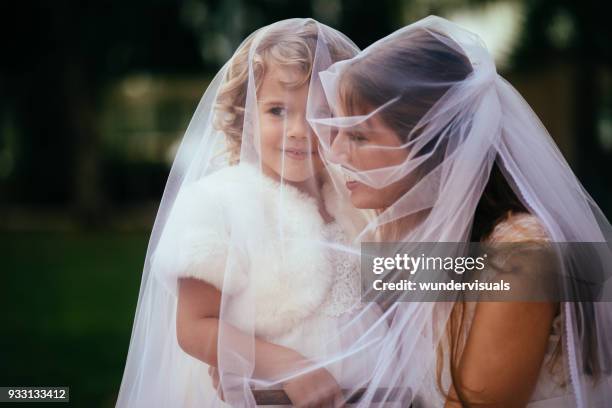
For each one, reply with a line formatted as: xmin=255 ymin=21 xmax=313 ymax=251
xmin=256 ymin=63 xmax=324 ymax=183
xmin=329 ymin=112 xmax=411 ymax=209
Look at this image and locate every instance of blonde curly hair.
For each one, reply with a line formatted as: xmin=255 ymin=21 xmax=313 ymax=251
xmin=213 ymin=20 xmax=355 ymax=164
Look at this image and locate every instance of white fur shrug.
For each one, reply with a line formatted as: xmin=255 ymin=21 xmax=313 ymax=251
xmin=151 ymin=164 xmax=366 ymax=339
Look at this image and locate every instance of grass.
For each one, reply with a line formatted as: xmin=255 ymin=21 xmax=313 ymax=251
xmin=0 ymin=231 xmax=149 ymax=407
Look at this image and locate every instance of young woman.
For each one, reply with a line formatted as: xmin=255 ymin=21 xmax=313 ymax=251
xmin=309 ymin=15 xmax=612 ymax=408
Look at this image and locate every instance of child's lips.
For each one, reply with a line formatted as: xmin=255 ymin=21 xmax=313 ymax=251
xmin=282 ymin=148 xmax=315 ymax=160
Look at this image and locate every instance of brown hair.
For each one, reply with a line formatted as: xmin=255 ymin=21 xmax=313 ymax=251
xmin=213 ymin=20 xmax=355 ymax=164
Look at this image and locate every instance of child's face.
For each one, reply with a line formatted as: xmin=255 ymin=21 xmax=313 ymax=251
xmin=256 ymin=63 xmax=324 ymax=183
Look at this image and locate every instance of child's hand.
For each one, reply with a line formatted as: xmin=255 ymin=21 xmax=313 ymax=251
xmin=282 ymin=366 xmax=345 ymax=408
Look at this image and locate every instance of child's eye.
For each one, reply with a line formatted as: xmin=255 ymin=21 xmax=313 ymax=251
xmin=268 ymin=107 xmax=287 ymax=117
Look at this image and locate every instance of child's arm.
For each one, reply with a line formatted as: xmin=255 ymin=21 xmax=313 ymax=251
xmin=176 ymin=277 xmax=345 ymax=406
xmin=176 ymin=277 xmax=302 ymax=378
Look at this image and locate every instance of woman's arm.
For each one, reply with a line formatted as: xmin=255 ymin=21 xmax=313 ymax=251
xmin=444 ymin=301 xmax=558 ymax=408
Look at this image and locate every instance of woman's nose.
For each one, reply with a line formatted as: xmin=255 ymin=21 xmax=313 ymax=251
xmin=329 ymin=130 xmax=350 ymax=164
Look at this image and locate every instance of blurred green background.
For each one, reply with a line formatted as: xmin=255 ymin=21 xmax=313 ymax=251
xmin=1 ymin=0 xmax=611 ymax=406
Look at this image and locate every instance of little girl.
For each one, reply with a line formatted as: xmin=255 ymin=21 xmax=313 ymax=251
xmin=117 ymin=19 xmax=391 ymax=407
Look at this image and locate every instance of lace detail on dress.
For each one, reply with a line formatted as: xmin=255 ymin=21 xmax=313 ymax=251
xmin=318 ymin=222 xmax=362 ymax=317
xmin=485 ymin=211 xmax=550 ymax=243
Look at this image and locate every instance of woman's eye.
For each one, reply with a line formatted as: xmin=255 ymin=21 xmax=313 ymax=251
xmin=349 ymin=133 xmax=368 ymax=143
xmin=269 ymin=107 xmax=287 ymax=117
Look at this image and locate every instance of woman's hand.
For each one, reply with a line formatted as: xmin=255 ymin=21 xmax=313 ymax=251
xmin=209 ymin=361 xmax=345 ymax=407
xmin=282 ymin=365 xmax=345 ymax=408
xmin=208 ymin=366 xmax=225 ymax=401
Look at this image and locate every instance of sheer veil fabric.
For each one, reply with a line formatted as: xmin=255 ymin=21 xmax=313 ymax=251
xmin=116 ymin=18 xmax=400 ymax=407
xmin=116 ymin=15 xmax=612 ymax=407
xmin=307 ymin=15 xmax=612 ymax=408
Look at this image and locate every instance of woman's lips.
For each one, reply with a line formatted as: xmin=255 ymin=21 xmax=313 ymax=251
xmin=346 ymin=180 xmax=360 ymax=191
xmin=344 ymin=173 xmax=360 ymax=191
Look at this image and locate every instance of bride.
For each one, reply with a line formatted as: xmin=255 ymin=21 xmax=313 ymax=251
xmin=309 ymin=15 xmax=612 ymax=408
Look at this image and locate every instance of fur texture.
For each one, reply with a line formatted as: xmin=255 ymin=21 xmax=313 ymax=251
xmin=152 ymin=164 xmax=365 ymax=339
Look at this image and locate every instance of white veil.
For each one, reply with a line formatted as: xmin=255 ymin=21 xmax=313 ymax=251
xmin=114 ymin=18 xmax=402 ymax=407
xmin=307 ymin=15 xmax=612 ymax=407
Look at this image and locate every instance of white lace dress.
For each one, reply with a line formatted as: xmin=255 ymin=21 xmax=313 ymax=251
xmin=268 ymin=221 xmax=388 ymax=389
xmin=249 ymin=220 xmax=393 ymax=408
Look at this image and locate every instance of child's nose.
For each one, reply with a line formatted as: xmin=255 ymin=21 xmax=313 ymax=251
xmin=287 ymin=115 xmax=310 ymax=140
xmin=329 ymin=130 xmax=350 ymax=164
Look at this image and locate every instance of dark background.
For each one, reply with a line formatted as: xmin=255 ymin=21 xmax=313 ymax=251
xmin=1 ymin=0 xmax=611 ymax=406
